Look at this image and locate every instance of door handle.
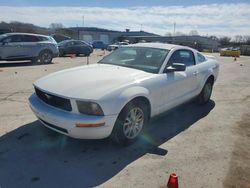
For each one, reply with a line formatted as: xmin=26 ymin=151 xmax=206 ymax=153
xmin=193 ymin=71 xmax=199 ymax=76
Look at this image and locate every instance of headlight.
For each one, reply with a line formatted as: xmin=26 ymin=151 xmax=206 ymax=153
xmin=76 ymin=101 xmax=104 ymax=116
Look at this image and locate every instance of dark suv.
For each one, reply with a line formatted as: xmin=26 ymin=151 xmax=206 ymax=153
xmin=0 ymin=33 xmax=59 ymax=64
xmin=58 ymin=40 xmax=93 ymax=56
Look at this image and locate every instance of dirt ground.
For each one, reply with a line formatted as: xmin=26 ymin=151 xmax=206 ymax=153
xmin=0 ymin=50 xmax=249 ymax=188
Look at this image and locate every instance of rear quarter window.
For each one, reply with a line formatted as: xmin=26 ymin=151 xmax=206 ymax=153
xmin=36 ymin=36 xmax=48 ymax=41
xmin=22 ymin=35 xmax=39 ymax=42
xmin=197 ymin=53 xmax=206 ymax=63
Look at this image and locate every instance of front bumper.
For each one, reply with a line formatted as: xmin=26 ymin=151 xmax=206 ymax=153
xmin=53 ymin=51 xmax=59 ymax=58
xmin=29 ymin=93 xmax=117 ymax=139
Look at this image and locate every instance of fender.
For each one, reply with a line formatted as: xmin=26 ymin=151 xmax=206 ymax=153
xmin=101 ymin=86 xmax=151 ymax=116
xmin=118 ymin=86 xmax=151 ymax=115
xmin=198 ymin=67 xmax=216 ymax=94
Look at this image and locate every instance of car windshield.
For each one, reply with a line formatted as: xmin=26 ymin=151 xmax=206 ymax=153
xmin=48 ymin=36 xmax=57 ymax=43
xmin=99 ymin=47 xmax=169 ymax=73
xmin=58 ymin=40 xmax=71 ymax=45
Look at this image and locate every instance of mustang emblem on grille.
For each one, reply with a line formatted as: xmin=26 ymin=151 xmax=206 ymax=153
xmin=44 ymin=93 xmax=52 ymax=100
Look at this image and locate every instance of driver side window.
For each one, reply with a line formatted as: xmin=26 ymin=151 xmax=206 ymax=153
xmin=168 ymin=50 xmax=195 ymax=67
xmin=3 ymin=35 xmax=23 ymax=43
xmin=66 ymin=41 xmax=74 ymax=47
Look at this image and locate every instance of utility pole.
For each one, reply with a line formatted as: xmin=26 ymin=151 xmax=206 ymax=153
xmin=173 ymin=22 xmax=176 ymax=43
xmin=76 ymin=24 xmax=79 ymax=40
xmin=82 ymin=16 xmax=85 ymax=27
xmin=173 ymin=22 xmax=176 ymax=36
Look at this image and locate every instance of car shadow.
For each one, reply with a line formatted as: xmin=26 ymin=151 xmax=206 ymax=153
xmin=0 ymin=61 xmax=32 ymax=67
xmin=0 ymin=61 xmax=54 ymax=67
xmin=0 ymin=100 xmax=215 ymax=188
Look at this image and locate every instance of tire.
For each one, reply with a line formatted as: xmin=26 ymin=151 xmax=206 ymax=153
xmin=197 ymin=79 xmax=213 ymax=105
xmin=59 ymin=52 xmax=64 ymax=57
xmin=39 ymin=50 xmax=53 ymax=64
xmin=110 ymin=101 xmax=148 ymax=146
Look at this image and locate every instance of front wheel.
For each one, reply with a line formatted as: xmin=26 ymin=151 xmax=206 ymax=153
xmin=110 ymin=101 xmax=148 ymax=146
xmin=197 ymin=80 xmax=213 ymax=105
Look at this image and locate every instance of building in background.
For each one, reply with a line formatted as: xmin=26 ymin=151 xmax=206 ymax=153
xmin=51 ymin=27 xmax=220 ymax=51
xmin=240 ymin=45 xmax=250 ymax=56
xmin=58 ymin=27 xmax=160 ymax=44
xmin=69 ymin=27 xmax=121 ymax=44
xmin=122 ymin=35 xmax=220 ymax=51
xmin=0 ymin=21 xmax=222 ymax=51
xmin=0 ymin=29 xmax=12 ymax=35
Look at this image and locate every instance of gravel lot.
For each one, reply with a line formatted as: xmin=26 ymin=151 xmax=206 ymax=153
xmin=0 ymin=50 xmax=249 ymax=188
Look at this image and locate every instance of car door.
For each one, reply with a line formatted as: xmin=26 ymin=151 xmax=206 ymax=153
xmin=64 ymin=41 xmax=74 ymax=54
xmin=21 ymin=35 xmax=40 ymax=58
xmin=72 ymin=41 xmax=83 ymax=54
xmin=158 ymin=49 xmax=199 ymax=112
xmin=80 ymin=41 xmax=92 ymax=55
xmin=0 ymin=35 xmax=24 ymax=59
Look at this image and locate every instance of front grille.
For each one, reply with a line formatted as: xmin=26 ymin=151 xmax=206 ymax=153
xmin=35 ymin=87 xmax=72 ymax=111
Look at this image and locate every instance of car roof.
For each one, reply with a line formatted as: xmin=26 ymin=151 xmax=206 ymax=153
xmin=3 ymin=32 xmax=49 ymax=38
xmin=60 ymin=39 xmax=86 ymax=43
xmin=92 ymin=40 xmax=103 ymax=43
xmin=127 ymin=42 xmax=194 ymax=51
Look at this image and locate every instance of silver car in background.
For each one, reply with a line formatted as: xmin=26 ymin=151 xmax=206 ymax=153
xmin=0 ymin=33 xmax=59 ymax=64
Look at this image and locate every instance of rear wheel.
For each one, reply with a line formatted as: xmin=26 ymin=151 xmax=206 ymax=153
xmin=39 ymin=50 xmax=53 ymax=64
xmin=197 ymin=80 xmax=213 ymax=105
xmin=110 ymin=101 xmax=148 ymax=145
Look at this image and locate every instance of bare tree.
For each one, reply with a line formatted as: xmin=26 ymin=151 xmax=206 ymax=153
xmin=234 ymin=35 xmax=244 ymax=44
xmin=209 ymin=35 xmax=219 ymax=41
xmin=175 ymin=31 xmax=186 ymax=36
xmin=219 ymin=36 xmax=231 ymax=46
xmin=189 ymin=30 xmax=199 ymax=36
xmin=49 ymin=23 xmax=64 ymax=29
xmin=165 ymin=32 xmax=172 ymax=37
xmin=243 ymin=35 xmax=250 ymax=45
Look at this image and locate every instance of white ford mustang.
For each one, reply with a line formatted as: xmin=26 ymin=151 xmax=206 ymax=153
xmin=29 ymin=43 xmax=219 ymax=145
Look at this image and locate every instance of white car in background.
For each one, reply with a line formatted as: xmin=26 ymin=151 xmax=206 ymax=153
xmin=107 ymin=41 xmax=129 ymax=51
xmin=29 ymin=43 xmax=219 ymax=145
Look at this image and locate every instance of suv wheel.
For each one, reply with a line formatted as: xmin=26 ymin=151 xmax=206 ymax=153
xmin=111 ymin=101 xmax=148 ymax=145
xmin=39 ymin=50 xmax=53 ymax=64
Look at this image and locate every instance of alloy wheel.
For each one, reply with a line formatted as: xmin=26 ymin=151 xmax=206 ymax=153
xmin=123 ymin=107 xmax=144 ymax=139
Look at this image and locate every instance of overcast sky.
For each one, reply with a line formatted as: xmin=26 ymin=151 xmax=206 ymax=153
xmin=0 ymin=0 xmax=249 ymax=36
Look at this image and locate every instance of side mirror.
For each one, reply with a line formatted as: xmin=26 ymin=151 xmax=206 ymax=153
xmin=165 ymin=63 xmax=186 ymax=73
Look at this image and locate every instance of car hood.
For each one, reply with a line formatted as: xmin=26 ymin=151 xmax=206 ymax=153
xmin=34 ymin=64 xmax=151 ymax=100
